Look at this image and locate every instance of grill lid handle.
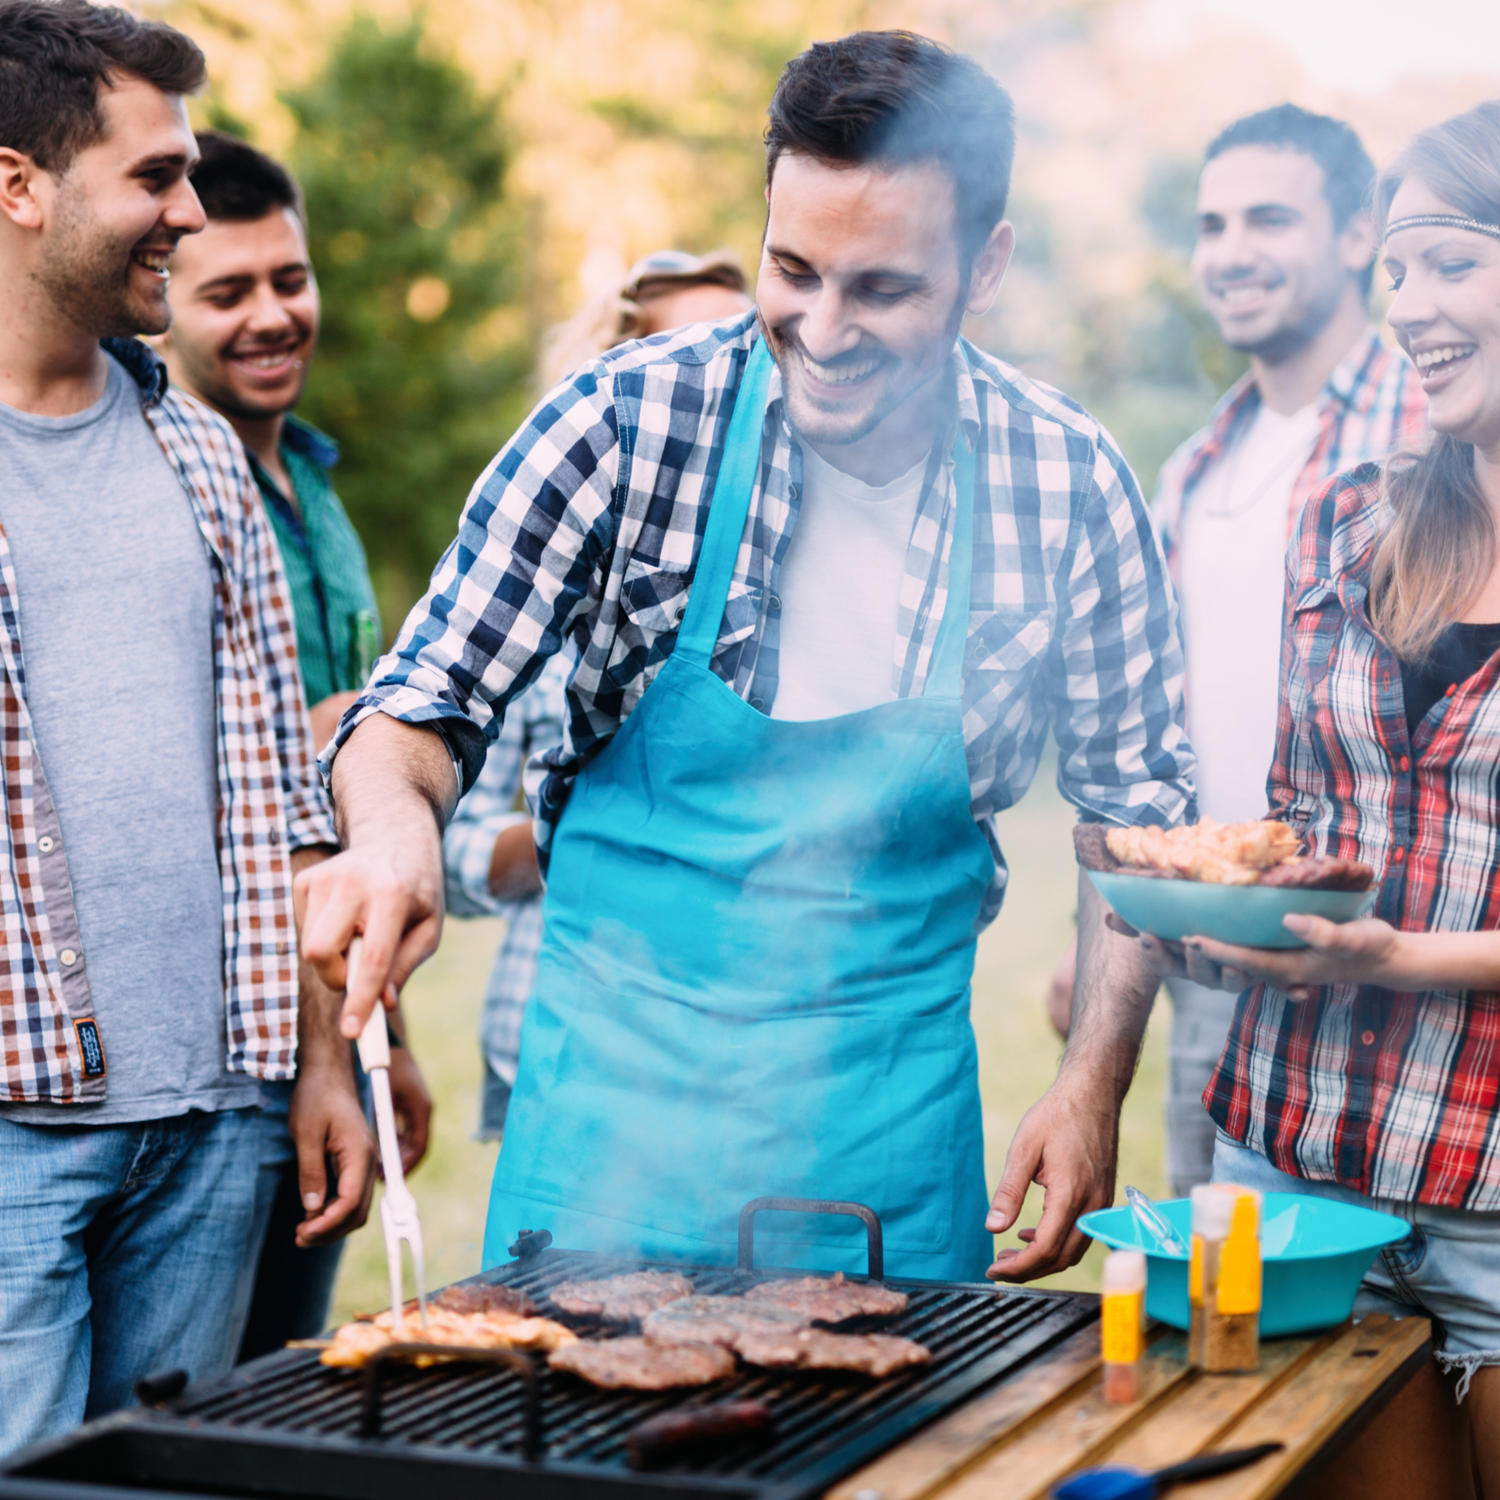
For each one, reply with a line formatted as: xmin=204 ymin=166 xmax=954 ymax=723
xmin=737 ymin=1197 xmax=884 ymax=1280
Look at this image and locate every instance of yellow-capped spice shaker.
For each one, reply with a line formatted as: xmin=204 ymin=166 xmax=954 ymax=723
xmin=1189 ymin=1183 xmax=1262 ymax=1372
xmin=1101 ymin=1248 xmax=1148 ymax=1404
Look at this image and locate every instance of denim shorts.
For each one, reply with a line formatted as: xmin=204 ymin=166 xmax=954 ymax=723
xmin=1213 ymin=1130 xmax=1500 ymax=1399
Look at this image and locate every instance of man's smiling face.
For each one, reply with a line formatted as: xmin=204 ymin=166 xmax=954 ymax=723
xmin=1192 ymin=144 xmax=1362 ymax=363
xmin=161 ymin=207 xmax=319 ymax=421
xmin=33 ymin=74 xmax=203 ymax=339
xmin=756 ymin=152 xmax=975 ymax=452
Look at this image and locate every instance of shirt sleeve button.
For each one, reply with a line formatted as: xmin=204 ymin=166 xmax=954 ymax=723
xmin=59 ymin=949 xmax=78 ymax=967
xmin=1361 ymin=1030 xmax=1376 ymax=1046
xmin=749 ymin=697 xmax=766 ymax=712
xmin=37 ymin=835 xmax=55 ymax=853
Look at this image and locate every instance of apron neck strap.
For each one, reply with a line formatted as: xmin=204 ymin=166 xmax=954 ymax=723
xmin=674 ymin=338 xmax=774 ymax=667
xmin=924 ymin=420 xmax=976 ymax=700
xmin=675 ymin=335 xmax=977 ymax=700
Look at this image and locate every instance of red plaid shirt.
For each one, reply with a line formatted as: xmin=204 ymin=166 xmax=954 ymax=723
xmin=1206 ymin=463 xmax=1500 ymax=1209
xmin=1155 ymin=328 xmax=1427 ymax=578
xmin=0 ymin=341 xmax=335 ymax=1104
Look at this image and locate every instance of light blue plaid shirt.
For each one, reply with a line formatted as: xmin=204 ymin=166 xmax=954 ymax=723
xmin=443 ymin=652 xmax=570 ymax=1087
xmin=331 ymin=313 xmax=1196 ymax=925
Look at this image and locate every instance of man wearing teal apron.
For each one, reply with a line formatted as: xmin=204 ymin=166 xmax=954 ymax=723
xmin=308 ymin=32 xmax=1195 ymax=1284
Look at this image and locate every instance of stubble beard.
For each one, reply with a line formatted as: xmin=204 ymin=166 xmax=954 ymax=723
xmin=1223 ymin=269 xmax=1347 ymax=367
xmin=761 ymin=296 xmax=967 ymax=451
xmin=33 ymin=187 xmax=171 ymax=341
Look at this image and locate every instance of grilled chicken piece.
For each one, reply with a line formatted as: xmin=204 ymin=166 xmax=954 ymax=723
xmin=735 ymin=1326 xmax=931 ymax=1377
xmin=319 ymin=1306 xmax=575 ymax=1369
xmin=640 ymin=1295 xmax=810 ymax=1349
xmin=1106 ymin=818 xmax=1302 ymax=885
xmin=1256 ymin=855 xmax=1374 ymax=891
xmin=744 ymin=1273 xmax=908 ymax=1323
xmin=549 ymin=1270 xmax=694 ymax=1322
xmin=549 ymin=1337 xmax=734 ymax=1390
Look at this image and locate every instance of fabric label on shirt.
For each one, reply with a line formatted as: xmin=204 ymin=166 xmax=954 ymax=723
xmin=74 ymin=1019 xmax=106 ymax=1078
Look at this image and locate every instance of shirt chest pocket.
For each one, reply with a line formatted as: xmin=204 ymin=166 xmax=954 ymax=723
xmin=1287 ymin=579 xmax=1343 ymax=703
xmin=608 ymin=561 xmax=760 ymax=690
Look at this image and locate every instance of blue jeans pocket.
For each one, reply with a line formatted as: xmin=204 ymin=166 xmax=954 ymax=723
xmin=1384 ymin=1224 xmax=1428 ymax=1279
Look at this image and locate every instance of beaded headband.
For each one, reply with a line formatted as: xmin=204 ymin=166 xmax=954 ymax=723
xmin=1384 ymin=213 xmax=1500 ymax=243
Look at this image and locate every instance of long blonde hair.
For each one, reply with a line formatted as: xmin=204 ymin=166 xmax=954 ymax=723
xmin=1368 ymin=101 xmax=1500 ymax=662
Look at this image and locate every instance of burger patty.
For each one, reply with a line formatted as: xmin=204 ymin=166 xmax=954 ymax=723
xmin=735 ymin=1327 xmax=931 ymax=1377
xmin=640 ymin=1296 xmax=810 ymax=1349
xmin=744 ymin=1273 xmax=908 ymax=1323
xmin=1256 ymin=855 xmax=1374 ymax=891
xmin=549 ymin=1271 xmax=695 ymax=1322
xmin=548 ymin=1337 xmax=734 ymax=1390
xmin=432 ymin=1281 xmax=539 ymax=1318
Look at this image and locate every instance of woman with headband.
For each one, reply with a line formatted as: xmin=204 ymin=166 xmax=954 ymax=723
xmin=1129 ymin=101 xmax=1500 ymax=1497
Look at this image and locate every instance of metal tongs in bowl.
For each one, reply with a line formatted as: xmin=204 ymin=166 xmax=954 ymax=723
xmin=349 ymin=936 xmax=427 ymax=1334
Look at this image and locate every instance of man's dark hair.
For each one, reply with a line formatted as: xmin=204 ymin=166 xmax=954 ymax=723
xmin=1206 ymin=103 xmax=1376 ymax=292
xmin=765 ymin=31 xmax=1015 ymax=280
xmin=191 ymin=129 xmax=305 ymax=229
xmin=0 ymin=0 xmax=205 ymax=172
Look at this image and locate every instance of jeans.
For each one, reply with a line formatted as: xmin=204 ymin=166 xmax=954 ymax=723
xmin=0 ymin=1107 xmax=258 ymax=1458
xmin=1164 ymin=977 xmax=1241 ymax=1197
xmin=227 ymin=1080 xmax=348 ymax=1363
xmin=1214 ymin=1130 xmax=1500 ymax=1399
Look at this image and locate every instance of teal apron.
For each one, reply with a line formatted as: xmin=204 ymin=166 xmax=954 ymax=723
xmin=483 ymin=340 xmax=995 ymax=1280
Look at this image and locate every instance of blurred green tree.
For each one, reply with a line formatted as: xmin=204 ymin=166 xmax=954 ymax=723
xmin=282 ymin=13 xmax=534 ymax=634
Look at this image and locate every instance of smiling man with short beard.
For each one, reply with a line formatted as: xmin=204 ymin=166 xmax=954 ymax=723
xmin=306 ymin=31 xmax=1195 ymax=1287
xmin=0 ymin=0 xmax=372 ymax=1453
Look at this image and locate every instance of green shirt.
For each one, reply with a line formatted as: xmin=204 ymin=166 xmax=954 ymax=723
xmin=249 ymin=415 xmax=381 ymax=707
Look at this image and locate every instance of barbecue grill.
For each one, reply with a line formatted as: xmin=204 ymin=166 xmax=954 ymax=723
xmin=3 ymin=1199 xmax=1098 ymax=1500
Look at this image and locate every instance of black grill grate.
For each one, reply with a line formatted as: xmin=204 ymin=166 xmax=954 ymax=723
xmin=8 ymin=1251 xmax=1098 ymax=1500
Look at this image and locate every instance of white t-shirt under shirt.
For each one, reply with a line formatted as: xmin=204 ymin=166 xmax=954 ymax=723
xmin=770 ymin=443 xmax=928 ymax=721
xmin=1177 ymin=399 xmax=1323 ymax=823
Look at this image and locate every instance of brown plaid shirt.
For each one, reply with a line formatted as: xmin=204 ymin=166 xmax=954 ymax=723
xmin=0 ymin=340 xmax=336 ymax=1104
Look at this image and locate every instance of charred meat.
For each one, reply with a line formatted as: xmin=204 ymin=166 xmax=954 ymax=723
xmin=736 ymin=1326 xmax=931 ymax=1377
xmin=432 ymin=1282 xmax=539 ymax=1318
xmin=640 ymin=1295 xmax=810 ymax=1349
xmin=549 ymin=1270 xmax=694 ymax=1322
xmin=1257 ymin=855 xmax=1374 ymax=891
xmin=745 ymin=1272 xmax=908 ymax=1323
xmin=548 ymin=1337 xmax=734 ymax=1391
xmin=626 ymin=1400 xmax=774 ymax=1469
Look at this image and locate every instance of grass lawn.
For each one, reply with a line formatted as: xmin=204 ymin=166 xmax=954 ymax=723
xmin=330 ymin=751 xmax=1169 ymax=1320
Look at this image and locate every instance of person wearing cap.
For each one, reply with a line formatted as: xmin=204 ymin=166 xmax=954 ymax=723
xmin=535 ymin=249 xmax=751 ymax=393
xmin=304 ymin=32 xmax=1194 ymax=1285
xmin=1127 ymin=101 xmax=1500 ymax=1496
xmin=445 ymin=252 xmax=751 ymax=1139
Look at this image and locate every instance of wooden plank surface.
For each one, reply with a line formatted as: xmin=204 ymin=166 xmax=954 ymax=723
xmin=1161 ymin=1315 xmax=1432 ymax=1500
xmin=831 ymin=1313 xmax=1431 ymax=1500
xmin=825 ymin=1325 xmax=1103 ymax=1500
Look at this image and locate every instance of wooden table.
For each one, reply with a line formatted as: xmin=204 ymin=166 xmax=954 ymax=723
xmin=830 ymin=1312 xmax=1431 ymax=1500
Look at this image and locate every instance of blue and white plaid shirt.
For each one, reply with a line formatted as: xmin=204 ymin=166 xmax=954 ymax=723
xmin=443 ymin=652 xmax=569 ymax=1090
xmin=329 ymin=314 xmax=1195 ymax=922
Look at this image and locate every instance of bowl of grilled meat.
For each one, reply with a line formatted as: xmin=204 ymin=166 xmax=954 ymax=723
xmin=1075 ymin=819 xmax=1377 ymax=949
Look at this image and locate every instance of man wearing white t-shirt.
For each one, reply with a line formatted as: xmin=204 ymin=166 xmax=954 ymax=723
xmin=1047 ymin=105 xmax=1426 ymax=1195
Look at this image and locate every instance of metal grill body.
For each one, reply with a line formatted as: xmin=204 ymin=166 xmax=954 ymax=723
xmin=5 ymin=1250 xmax=1098 ymax=1500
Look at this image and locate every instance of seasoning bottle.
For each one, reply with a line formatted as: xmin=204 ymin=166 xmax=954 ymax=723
xmin=1189 ymin=1184 xmax=1262 ymax=1372
xmin=1100 ymin=1248 xmax=1147 ymax=1404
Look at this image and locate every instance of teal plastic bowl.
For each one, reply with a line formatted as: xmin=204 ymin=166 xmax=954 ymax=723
xmin=1087 ymin=869 xmax=1376 ymax=949
xmin=1078 ymin=1193 xmax=1410 ymax=1335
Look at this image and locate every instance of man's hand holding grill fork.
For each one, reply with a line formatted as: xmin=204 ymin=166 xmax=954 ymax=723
xmin=298 ymin=715 xmax=457 ymax=1044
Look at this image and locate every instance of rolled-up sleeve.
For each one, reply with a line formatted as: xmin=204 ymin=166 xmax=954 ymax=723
xmin=320 ymin=366 xmax=621 ymax=793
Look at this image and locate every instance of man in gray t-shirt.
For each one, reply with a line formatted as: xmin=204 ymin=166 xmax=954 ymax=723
xmin=0 ymin=6 xmax=373 ymax=1456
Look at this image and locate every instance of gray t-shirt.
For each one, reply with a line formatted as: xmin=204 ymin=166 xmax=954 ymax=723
xmin=0 ymin=356 xmax=255 ymax=1123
